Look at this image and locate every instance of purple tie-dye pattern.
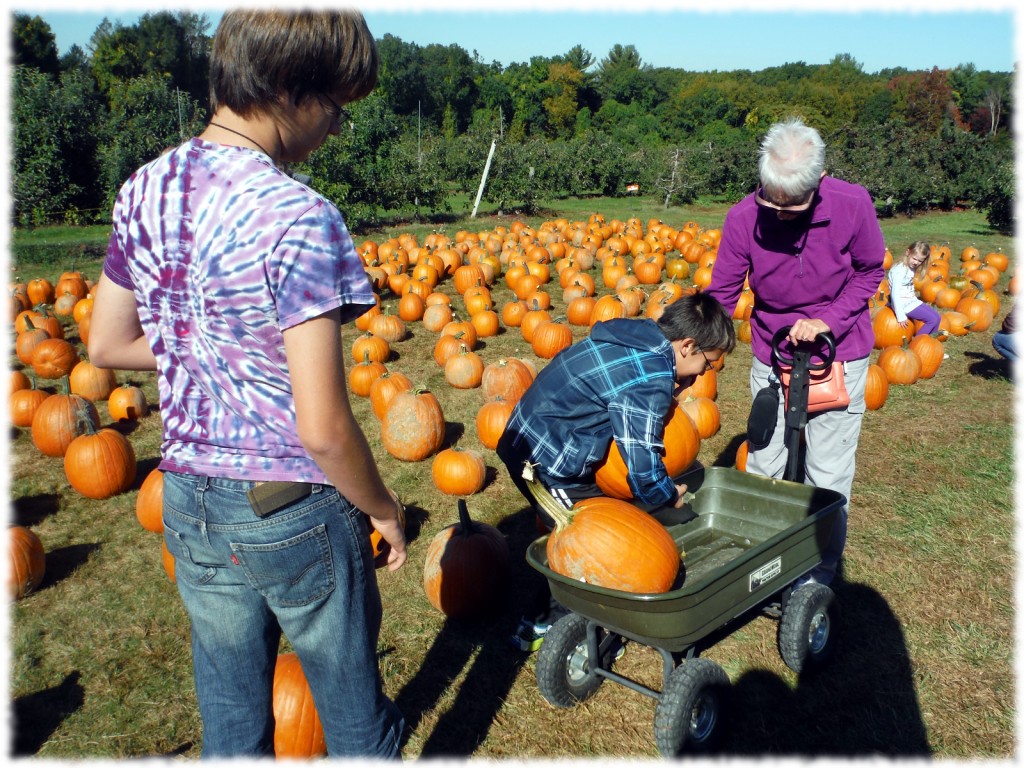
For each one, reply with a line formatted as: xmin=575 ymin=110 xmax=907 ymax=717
xmin=103 ymin=138 xmax=375 ymax=481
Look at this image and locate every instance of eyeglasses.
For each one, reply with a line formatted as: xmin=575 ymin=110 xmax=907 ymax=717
xmin=320 ymin=94 xmax=351 ymax=125
xmin=698 ymin=348 xmax=715 ymax=373
xmin=755 ymin=185 xmax=815 ymax=214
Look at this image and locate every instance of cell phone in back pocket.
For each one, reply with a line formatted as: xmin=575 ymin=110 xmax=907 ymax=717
xmin=246 ymin=481 xmax=313 ymax=518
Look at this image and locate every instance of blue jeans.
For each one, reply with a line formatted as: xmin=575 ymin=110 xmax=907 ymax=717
xmin=162 ymin=472 xmax=404 ymax=758
xmin=993 ymin=331 xmax=1017 ymax=362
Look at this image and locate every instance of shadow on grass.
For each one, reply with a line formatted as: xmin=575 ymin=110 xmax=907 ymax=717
xmin=723 ymin=579 xmax=931 ymax=756
xmin=41 ymin=543 xmax=102 ymax=591
xmin=393 ymin=501 xmax=543 ymax=757
xmin=964 ymin=350 xmax=1013 ymax=382
xmin=11 ymin=493 xmax=60 ymax=527
xmin=11 ymin=670 xmax=85 ymax=755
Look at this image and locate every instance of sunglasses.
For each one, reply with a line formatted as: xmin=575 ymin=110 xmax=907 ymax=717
xmin=321 ymin=94 xmax=351 ymax=125
xmin=755 ymin=185 xmax=816 ymax=214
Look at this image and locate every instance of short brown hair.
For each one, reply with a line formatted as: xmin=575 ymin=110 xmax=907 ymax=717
xmin=209 ymin=9 xmax=378 ymax=116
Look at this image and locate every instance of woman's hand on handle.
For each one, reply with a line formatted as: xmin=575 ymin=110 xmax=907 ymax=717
xmin=788 ymin=318 xmax=831 ymax=345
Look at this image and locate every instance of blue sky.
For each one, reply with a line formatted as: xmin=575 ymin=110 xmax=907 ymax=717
xmin=25 ymin=2 xmax=1018 ymax=74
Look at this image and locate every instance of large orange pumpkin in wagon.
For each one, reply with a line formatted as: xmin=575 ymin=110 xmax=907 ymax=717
xmin=524 ymin=465 xmax=679 ymax=594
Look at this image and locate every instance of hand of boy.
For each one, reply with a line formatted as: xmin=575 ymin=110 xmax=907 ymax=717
xmin=672 ymin=483 xmax=689 ymax=508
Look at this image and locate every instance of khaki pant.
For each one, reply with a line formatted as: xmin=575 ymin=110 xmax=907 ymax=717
xmin=746 ymin=355 xmax=869 ymax=584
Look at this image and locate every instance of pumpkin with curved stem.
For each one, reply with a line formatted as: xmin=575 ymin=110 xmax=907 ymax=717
xmin=432 ymin=446 xmax=487 ymax=495
xmin=64 ymin=422 xmax=137 ymax=499
xmin=526 ymin=466 xmax=679 ymax=594
xmin=423 ymin=499 xmax=510 ymax=617
xmin=864 ymin=364 xmax=889 ymax=411
xmin=381 ymin=387 xmax=445 ymax=462
xmin=135 ymin=468 xmax=165 ymax=533
xmin=273 ymin=652 xmax=327 ymax=758
xmin=32 ymin=389 xmax=100 ymax=457
xmin=8 ymin=525 xmax=46 ymax=600
xmin=954 ymin=293 xmax=994 ymax=333
xmin=938 ymin=311 xmax=973 ymax=337
xmin=108 ymin=383 xmax=148 ymax=421
xmin=594 ymin=402 xmax=700 ymax=501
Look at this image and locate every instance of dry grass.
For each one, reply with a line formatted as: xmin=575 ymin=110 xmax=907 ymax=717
xmin=8 ymin=207 xmax=1015 ymax=758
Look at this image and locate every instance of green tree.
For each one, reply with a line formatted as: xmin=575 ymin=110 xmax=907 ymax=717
xmin=99 ymin=74 xmax=206 ymax=206
xmin=542 ymin=62 xmax=584 ymax=139
xmin=12 ymin=14 xmax=59 ymax=76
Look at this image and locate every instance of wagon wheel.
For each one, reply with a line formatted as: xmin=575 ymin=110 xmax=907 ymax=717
xmin=535 ymin=613 xmax=618 ymax=707
xmin=777 ymin=582 xmax=839 ymax=674
xmin=653 ymin=657 xmax=730 ymax=756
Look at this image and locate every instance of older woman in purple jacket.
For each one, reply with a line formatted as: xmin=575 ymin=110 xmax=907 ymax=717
xmin=705 ymin=118 xmax=886 ymax=587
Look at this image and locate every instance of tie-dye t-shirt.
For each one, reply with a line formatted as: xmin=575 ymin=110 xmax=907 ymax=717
xmin=102 ymin=138 xmax=375 ymax=482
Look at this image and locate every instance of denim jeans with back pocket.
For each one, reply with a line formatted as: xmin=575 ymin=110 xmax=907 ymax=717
xmin=161 ymin=472 xmax=404 ymax=758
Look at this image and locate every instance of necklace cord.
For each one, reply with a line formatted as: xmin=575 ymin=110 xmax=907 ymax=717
xmin=208 ymin=122 xmax=273 ymax=159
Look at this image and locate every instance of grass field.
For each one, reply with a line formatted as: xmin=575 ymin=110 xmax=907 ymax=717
xmin=7 ymin=199 xmax=1015 ymax=758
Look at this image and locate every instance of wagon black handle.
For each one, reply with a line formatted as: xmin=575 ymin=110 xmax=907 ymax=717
xmin=771 ymin=327 xmax=837 ymax=371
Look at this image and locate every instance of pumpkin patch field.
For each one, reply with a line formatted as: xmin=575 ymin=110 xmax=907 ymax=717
xmin=7 ymin=204 xmax=1014 ymax=758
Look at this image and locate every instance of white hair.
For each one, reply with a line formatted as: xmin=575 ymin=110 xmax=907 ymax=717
xmin=758 ymin=118 xmax=826 ymax=201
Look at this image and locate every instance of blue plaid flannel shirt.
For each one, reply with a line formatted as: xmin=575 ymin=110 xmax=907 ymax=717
xmin=502 ymin=317 xmax=679 ymax=506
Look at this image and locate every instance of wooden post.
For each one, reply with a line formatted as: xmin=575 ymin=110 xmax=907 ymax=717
xmin=471 ymin=139 xmax=497 ymax=218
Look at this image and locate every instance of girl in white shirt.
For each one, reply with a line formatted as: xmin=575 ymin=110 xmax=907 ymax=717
xmin=888 ymin=240 xmax=941 ymax=335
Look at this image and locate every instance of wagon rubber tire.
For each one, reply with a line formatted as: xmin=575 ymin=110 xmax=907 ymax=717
xmin=535 ymin=613 xmax=611 ymax=707
xmin=777 ymin=582 xmax=838 ymax=674
xmin=654 ymin=657 xmax=730 ymax=756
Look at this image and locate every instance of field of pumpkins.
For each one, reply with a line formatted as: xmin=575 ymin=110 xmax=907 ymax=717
xmin=7 ymin=210 xmax=1015 ymax=758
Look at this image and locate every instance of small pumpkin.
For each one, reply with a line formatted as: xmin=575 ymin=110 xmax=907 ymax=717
xmin=64 ymin=422 xmax=137 ymax=499
xmin=369 ymin=371 xmax=413 ymax=421
xmin=432 ymin=446 xmax=487 ymax=496
xmin=135 ymin=468 xmax=165 ymax=533
xmin=108 ymin=383 xmax=148 ymax=421
xmin=531 ymin=319 xmax=574 ymax=359
xmin=680 ymin=396 xmax=721 ymax=440
xmin=161 ymin=540 xmax=176 ymax=582
xmin=8 ymin=525 xmax=46 ymax=600
xmin=273 ymin=652 xmax=327 ymax=758
xmin=735 ymin=439 xmax=749 ymax=472
xmin=422 ymin=499 xmax=510 ymax=618
xmin=526 ymin=465 xmax=679 ymax=594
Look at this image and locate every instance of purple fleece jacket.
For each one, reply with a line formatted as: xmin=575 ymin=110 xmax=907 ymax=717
xmin=706 ymin=175 xmax=886 ymax=365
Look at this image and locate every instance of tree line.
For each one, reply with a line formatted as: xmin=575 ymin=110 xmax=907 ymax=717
xmin=11 ymin=12 xmax=1015 ymax=233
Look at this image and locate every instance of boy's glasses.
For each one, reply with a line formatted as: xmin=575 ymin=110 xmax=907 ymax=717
xmin=321 ymin=94 xmax=351 ymax=125
xmin=698 ymin=348 xmax=715 ymax=373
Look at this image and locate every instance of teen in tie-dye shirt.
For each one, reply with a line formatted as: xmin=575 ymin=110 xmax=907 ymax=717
xmin=88 ymin=10 xmax=405 ymax=758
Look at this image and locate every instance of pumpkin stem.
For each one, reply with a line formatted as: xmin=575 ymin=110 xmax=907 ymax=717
xmin=456 ymin=498 xmax=476 ymax=537
xmin=521 ymin=462 xmax=572 ymax=531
